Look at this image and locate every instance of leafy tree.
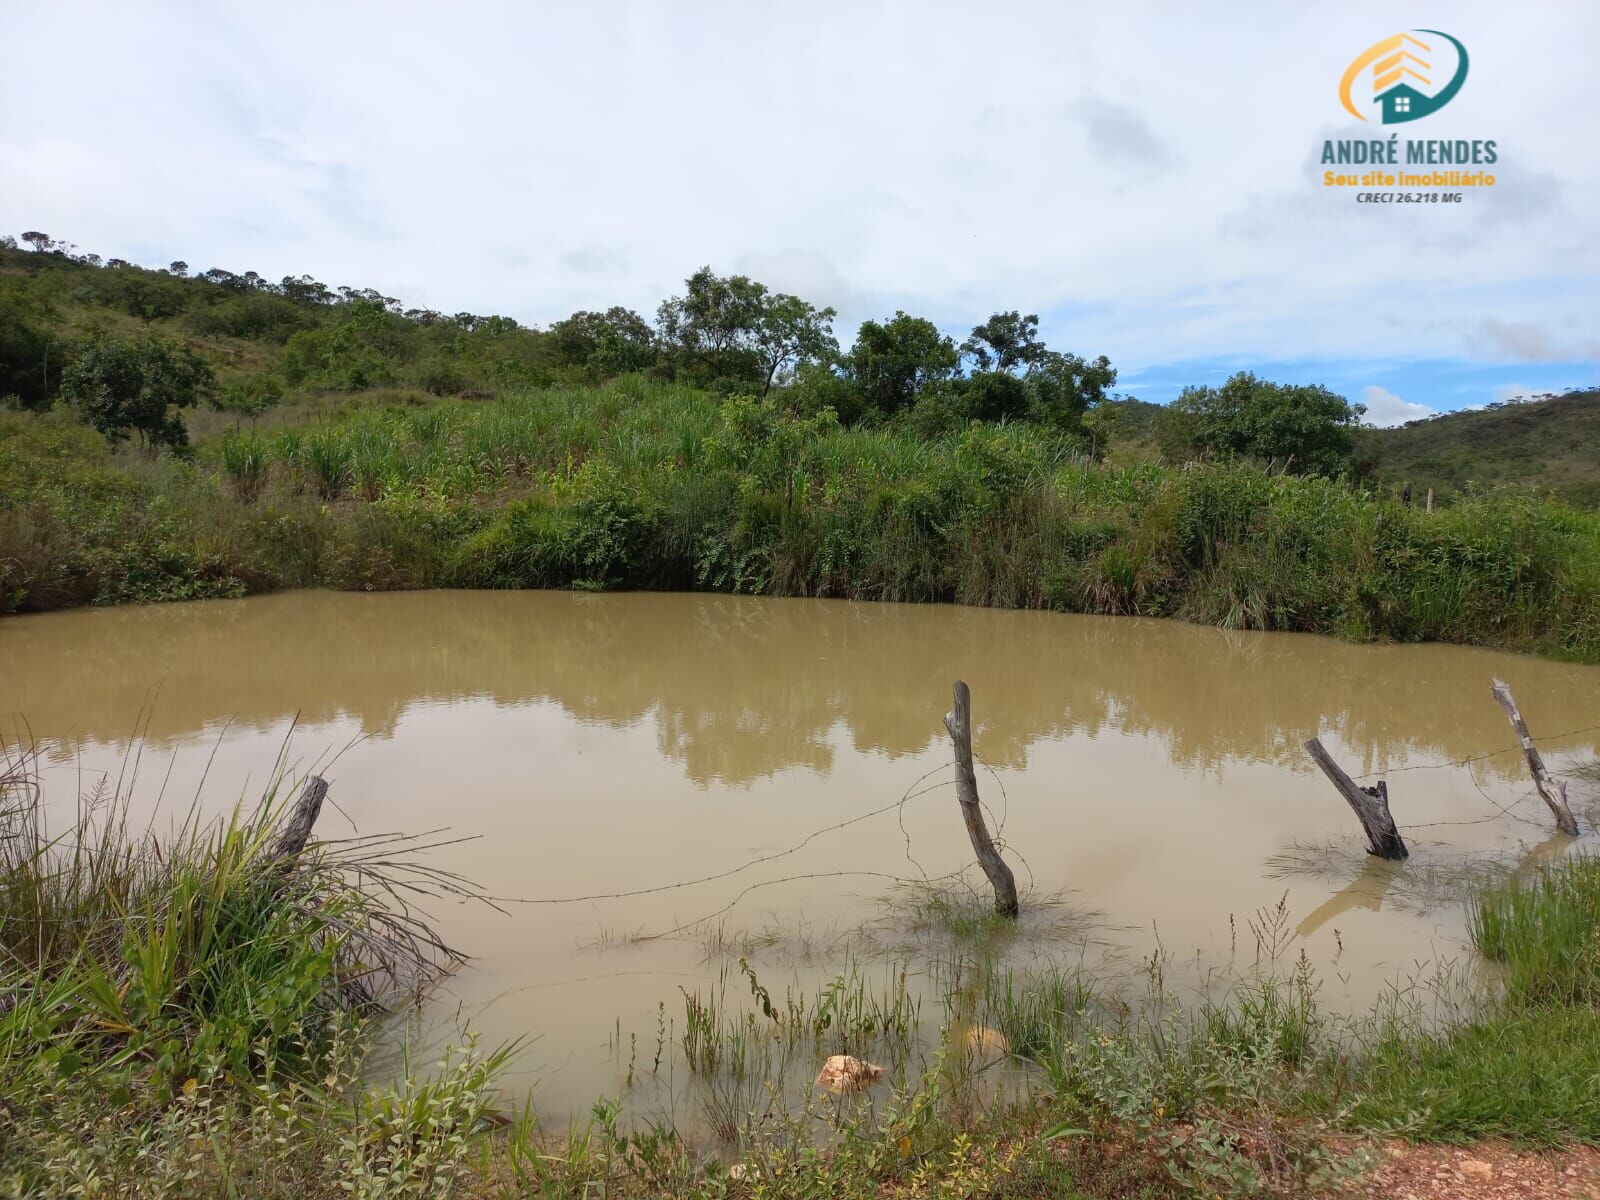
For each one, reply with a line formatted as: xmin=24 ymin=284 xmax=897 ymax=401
xmin=1153 ymin=371 xmax=1365 ymax=475
xmin=280 ymin=274 xmax=335 ymax=306
xmin=20 ymin=231 xmax=53 ymax=253
xmin=281 ymin=299 xmax=412 ymax=390
xmin=962 ymin=311 xmax=1046 ymax=374
xmin=1026 ymin=351 xmax=1117 ymax=433
xmin=169 ymin=260 xmax=189 ymax=277
xmin=202 ymin=268 xmax=249 ymax=292
xmin=656 ymin=267 xmax=768 ymax=387
xmin=189 ymin=293 xmax=311 ymax=342
xmin=961 ymin=370 xmax=1032 ymax=422
xmin=549 ymin=307 xmax=656 ymax=376
xmin=0 ymin=288 xmax=54 ymax=408
xmin=210 ymin=373 xmax=284 ymax=425
xmin=844 ymin=312 xmax=959 ymax=418
xmin=112 ymin=274 xmax=191 ymax=321
xmin=656 ymin=268 xmax=836 ymax=393
xmin=753 ymin=292 xmax=837 ymax=394
xmin=0 ymin=235 xmax=17 ymax=251
xmin=449 ymin=312 xmax=519 ymax=335
xmin=60 ymin=333 xmax=215 ymax=450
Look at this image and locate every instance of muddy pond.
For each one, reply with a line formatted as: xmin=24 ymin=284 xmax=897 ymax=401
xmin=4 ymin=590 xmax=1599 ymax=1122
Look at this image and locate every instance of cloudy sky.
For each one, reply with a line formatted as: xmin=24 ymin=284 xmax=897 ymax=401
xmin=3 ymin=1 xmax=1596 ymax=422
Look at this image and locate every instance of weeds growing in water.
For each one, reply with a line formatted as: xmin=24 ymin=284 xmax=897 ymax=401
xmin=1470 ymin=853 xmax=1600 ymax=1005
xmin=10 ymin=735 xmax=1600 ymax=1196
xmin=677 ymin=958 xmax=921 ymax=1081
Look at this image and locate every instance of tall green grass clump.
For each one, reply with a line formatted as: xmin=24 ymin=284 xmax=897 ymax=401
xmin=0 ymin=748 xmax=504 ymax=1196
xmin=298 ymin=428 xmax=354 ymax=499
xmin=219 ymin=429 xmax=270 ymax=501
xmin=1470 ymin=854 xmax=1600 ymax=1006
xmin=1347 ymin=855 xmax=1600 ymax=1145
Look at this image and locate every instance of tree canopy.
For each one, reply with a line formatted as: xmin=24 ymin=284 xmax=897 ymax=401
xmin=1153 ymin=371 xmax=1365 ymax=474
xmin=59 ymin=334 xmax=215 ymax=450
xmin=842 ymin=312 xmax=959 ymax=418
xmin=656 ymin=267 xmax=838 ymax=394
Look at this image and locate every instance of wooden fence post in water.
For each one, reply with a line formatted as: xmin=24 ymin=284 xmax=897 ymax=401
xmin=945 ymin=681 xmax=1019 ymax=918
xmin=1490 ymin=679 xmax=1579 ymax=837
xmin=267 ymin=775 xmax=329 ymax=865
xmin=1304 ymin=738 xmax=1408 ymax=860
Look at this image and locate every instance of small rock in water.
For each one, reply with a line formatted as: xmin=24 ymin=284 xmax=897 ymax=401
xmin=964 ymin=1025 xmax=1011 ymax=1062
xmin=814 ymin=1054 xmax=885 ymax=1094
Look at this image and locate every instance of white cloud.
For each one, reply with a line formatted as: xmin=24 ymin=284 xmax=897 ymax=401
xmin=1361 ymin=386 xmax=1436 ymax=427
xmin=0 ymin=1 xmax=1596 ymax=373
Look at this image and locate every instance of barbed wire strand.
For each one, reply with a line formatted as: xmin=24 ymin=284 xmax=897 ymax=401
xmin=490 ymin=762 xmax=957 ymax=907
xmin=1351 ymin=721 xmax=1600 ymax=782
xmin=635 ymin=866 xmax=972 ymax=942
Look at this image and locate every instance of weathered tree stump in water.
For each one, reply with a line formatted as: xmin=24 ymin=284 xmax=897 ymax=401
xmin=267 ymin=775 xmax=329 ymax=865
xmin=945 ymin=681 xmax=1019 ymax=917
xmin=1490 ymin=679 xmax=1579 ymax=836
xmin=1304 ymin=738 xmax=1408 ymax=860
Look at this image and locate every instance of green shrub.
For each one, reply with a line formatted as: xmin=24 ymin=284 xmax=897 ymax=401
xmin=298 ymin=429 xmax=353 ymax=499
xmin=220 ymin=430 xmax=270 ymax=501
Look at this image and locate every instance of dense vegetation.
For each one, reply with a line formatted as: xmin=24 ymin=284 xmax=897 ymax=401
xmin=3 ymin=233 xmax=1599 ymax=664
xmin=4 ymin=378 xmax=1599 ymax=659
xmin=0 ymin=237 xmax=1121 ymax=445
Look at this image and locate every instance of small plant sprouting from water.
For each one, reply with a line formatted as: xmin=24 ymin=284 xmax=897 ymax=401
xmin=653 ymin=1000 xmax=667 ymax=1075
xmin=1248 ymin=892 xmax=1297 ymax=967
xmin=679 ymin=984 xmax=720 ymax=1077
xmin=676 ymin=958 xmax=920 ymax=1082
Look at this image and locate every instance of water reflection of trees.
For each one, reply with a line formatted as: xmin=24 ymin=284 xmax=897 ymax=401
xmin=5 ymin=591 xmax=1598 ymax=786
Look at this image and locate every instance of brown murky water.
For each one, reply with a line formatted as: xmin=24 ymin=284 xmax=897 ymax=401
xmin=4 ymin=590 xmax=1599 ymax=1117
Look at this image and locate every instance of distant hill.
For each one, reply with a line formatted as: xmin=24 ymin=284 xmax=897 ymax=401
xmin=1092 ymin=390 xmax=1600 ymax=506
xmin=5 ymin=240 xmax=1595 ymax=507
xmin=1362 ymin=389 xmax=1600 ymax=508
xmin=1085 ymin=395 xmax=1163 ymax=461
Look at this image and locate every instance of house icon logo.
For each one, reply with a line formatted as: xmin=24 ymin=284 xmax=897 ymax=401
xmin=1339 ymin=30 xmax=1469 ymax=125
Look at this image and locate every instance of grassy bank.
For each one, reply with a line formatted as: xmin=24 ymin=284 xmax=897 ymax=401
xmin=0 ymin=750 xmax=497 ymax=1197
xmin=7 ymin=746 xmax=1600 ymax=1199
xmin=4 ymin=378 xmax=1599 ymax=661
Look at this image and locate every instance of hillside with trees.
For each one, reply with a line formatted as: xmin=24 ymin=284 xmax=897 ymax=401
xmin=2 ymin=231 xmax=1597 ymax=663
xmin=16 ymin=228 xmax=1589 ymax=510
xmin=1361 ymin=390 xmax=1600 ymax=508
xmin=0 ymin=234 xmax=1121 ymax=450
